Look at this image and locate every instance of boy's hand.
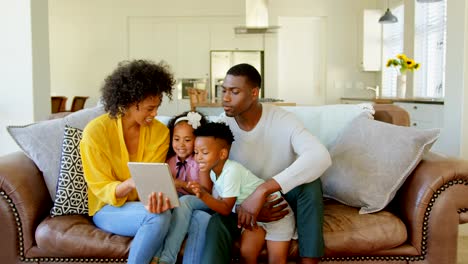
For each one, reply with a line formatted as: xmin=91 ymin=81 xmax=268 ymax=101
xmin=187 ymin=181 xmax=206 ymax=198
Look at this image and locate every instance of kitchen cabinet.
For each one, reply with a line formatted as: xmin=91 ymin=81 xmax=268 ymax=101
xmin=209 ymin=21 xmax=264 ymax=51
xmin=394 ymin=102 xmax=444 ymax=154
xmin=177 ymin=22 xmax=210 ymax=78
xmin=129 ymin=17 xmax=263 ymax=79
xmin=361 ymin=9 xmax=382 ymax=71
xmin=394 ymin=102 xmax=444 ymax=130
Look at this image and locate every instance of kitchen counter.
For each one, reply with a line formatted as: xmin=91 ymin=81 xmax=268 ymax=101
xmin=341 ymin=97 xmax=444 ymax=105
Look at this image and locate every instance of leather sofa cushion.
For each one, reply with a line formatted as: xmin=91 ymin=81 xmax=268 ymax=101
xmin=34 ymin=200 xmax=407 ymax=259
xmin=322 ymin=200 xmax=407 ymax=255
xmin=35 ymin=215 xmax=130 ymax=258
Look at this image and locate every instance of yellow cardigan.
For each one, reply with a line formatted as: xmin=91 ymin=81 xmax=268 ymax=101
xmin=80 ymin=114 xmax=169 ymax=216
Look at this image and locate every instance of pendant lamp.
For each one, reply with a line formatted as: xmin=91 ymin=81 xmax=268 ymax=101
xmin=379 ymin=1 xmax=398 ymax=24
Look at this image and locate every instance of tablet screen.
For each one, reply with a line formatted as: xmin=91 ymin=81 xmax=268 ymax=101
xmin=128 ymin=162 xmax=180 ymax=207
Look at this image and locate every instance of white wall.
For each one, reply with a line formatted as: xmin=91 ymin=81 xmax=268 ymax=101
xmin=48 ymin=0 xmax=379 ymax=111
xmin=0 ymin=0 xmax=50 ymax=156
xmin=462 ymin=0 xmax=468 ymax=160
xmin=48 ymin=0 xmax=245 ymax=110
xmin=268 ymin=0 xmax=380 ymax=104
xmin=442 ymin=0 xmax=467 ymax=157
xmin=27 ymin=0 xmax=468 ymax=158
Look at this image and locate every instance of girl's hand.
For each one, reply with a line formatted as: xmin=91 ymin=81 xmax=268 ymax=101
xmin=145 ymin=192 xmax=173 ymax=213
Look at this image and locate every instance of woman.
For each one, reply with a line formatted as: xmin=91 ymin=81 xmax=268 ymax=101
xmin=80 ymin=59 xmax=210 ymax=264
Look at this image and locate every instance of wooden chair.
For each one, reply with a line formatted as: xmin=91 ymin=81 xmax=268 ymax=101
xmin=51 ymin=96 xmax=68 ymax=113
xmin=69 ymin=96 xmax=89 ymax=112
xmin=187 ymin=88 xmax=207 ymax=111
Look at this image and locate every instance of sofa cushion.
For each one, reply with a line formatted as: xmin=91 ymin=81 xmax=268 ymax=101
xmin=321 ymin=114 xmax=440 ymax=214
xmin=322 ymin=200 xmax=407 ymax=255
xmin=7 ymin=106 xmax=105 ymax=199
xmin=282 ymin=103 xmax=374 ymax=148
xmin=35 ymin=201 xmax=405 ymax=260
xmin=236 ymin=199 xmax=408 ymax=260
xmin=50 ymin=126 xmax=88 ymax=217
xmin=35 ymin=215 xmax=131 ymax=258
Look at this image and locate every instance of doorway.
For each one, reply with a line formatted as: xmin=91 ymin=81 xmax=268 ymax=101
xmin=278 ymin=16 xmax=327 ymax=105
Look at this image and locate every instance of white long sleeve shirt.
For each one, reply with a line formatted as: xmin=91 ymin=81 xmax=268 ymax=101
xmin=220 ymin=104 xmax=332 ymax=193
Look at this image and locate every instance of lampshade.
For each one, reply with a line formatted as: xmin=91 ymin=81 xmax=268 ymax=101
xmin=379 ymin=8 xmax=398 ymax=24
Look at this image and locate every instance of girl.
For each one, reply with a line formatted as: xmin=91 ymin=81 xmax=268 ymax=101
xmin=155 ymin=111 xmax=212 ymax=264
xmin=165 ymin=111 xmax=209 ymax=195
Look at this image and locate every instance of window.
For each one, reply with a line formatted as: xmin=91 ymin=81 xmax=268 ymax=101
xmin=414 ymin=0 xmax=447 ymax=98
xmin=381 ymin=5 xmax=405 ymax=97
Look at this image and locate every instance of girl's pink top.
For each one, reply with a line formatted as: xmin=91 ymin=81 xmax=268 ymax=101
xmin=166 ymin=155 xmax=200 ymax=195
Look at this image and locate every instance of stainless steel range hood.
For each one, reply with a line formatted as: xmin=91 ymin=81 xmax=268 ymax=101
xmin=234 ymin=0 xmax=279 ymax=34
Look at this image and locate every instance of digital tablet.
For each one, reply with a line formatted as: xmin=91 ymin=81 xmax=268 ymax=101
xmin=128 ymin=162 xmax=180 ymax=207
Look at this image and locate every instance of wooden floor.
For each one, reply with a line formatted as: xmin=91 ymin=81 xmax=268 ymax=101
xmin=459 ymin=236 xmax=468 ymax=264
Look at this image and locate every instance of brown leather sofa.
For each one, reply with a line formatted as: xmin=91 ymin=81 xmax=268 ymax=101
xmin=1 ymin=104 xmax=468 ymax=264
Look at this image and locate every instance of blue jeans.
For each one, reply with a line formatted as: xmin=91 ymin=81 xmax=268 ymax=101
xmin=93 ymin=202 xmax=171 ymax=264
xmin=158 ymin=195 xmax=211 ymax=264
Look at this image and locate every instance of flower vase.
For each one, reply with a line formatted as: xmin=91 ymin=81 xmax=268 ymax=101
xmin=397 ymin=74 xmax=407 ymax=98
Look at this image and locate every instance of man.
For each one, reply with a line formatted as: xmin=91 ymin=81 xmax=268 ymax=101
xmin=202 ymin=63 xmax=332 ymax=264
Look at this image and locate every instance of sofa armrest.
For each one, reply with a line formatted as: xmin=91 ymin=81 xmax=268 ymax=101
xmin=0 ymin=152 xmax=52 ymax=261
xmin=394 ymin=155 xmax=468 ymax=263
xmin=373 ymin=104 xmax=410 ymax=127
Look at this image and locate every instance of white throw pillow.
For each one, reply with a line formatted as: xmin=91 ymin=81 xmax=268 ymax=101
xmin=321 ymin=114 xmax=440 ymax=214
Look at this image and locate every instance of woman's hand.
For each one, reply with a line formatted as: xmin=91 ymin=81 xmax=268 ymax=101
xmin=115 ymin=178 xmax=136 ymax=198
xmin=145 ymin=192 xmax=173 ymax=213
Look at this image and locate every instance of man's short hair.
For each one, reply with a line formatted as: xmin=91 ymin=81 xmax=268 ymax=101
xmin=226 ymin=63 xmax=261 ymax=88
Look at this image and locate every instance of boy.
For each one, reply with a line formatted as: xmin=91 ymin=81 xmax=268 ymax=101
xmin=189 ymin=122 xmax=295 ymax=264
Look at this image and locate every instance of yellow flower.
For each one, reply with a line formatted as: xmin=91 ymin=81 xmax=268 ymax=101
xmin=397 ymin=54 xmax=407 ymax=60
xmin=386 ymin=54 xmax=420 ymax=74
xmin=386 ymin=59 xmax=393 ymax=67
xmin=406 ymin=59 xmax=415 ymax=68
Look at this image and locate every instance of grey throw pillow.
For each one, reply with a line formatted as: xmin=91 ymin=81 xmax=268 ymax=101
xmin=51 ymin=126 xmax=88 ymax=216
xmin=321 ymin=114 xmax=440 ymax=214
xmin=7 ymin=106 xmax=105 ymax=199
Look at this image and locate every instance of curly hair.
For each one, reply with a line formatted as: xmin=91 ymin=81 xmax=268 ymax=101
xmin=166 ymin=111 xmax=208 ymax=158
xmin=101 ymin=59 xmax=175 ymax=118
xmin=194 ymin=122 xmax=235 ymax=146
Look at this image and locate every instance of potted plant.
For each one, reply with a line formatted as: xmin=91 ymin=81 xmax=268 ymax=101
xmin=386 ymin=54 xmax=420 ymax=98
